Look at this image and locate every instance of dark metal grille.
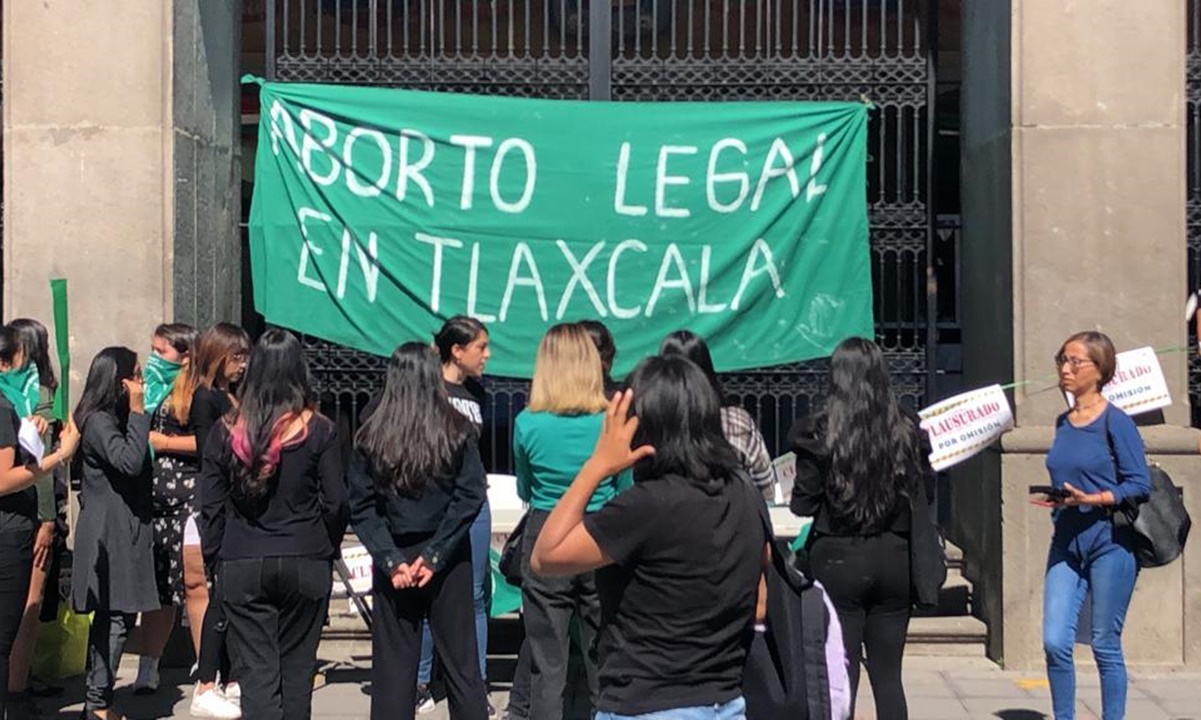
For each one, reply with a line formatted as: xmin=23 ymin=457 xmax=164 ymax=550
xmin=265 ymin=0 xmax=938 ymax=470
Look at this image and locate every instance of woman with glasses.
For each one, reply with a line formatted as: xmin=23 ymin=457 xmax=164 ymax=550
xmin=1037 ymin=331 xmax=1150 ymax=720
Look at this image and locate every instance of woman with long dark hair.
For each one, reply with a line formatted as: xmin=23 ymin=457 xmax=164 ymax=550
xmin=1039 ymin=331 xmax=1149 ymax=720
xmin=5 ymin=318 xmax=64 ymax=717
xmin=532 ymin=355 xmax=769 ymax=720
xmin=186 ymin=322 xmax=251 ymax=717
xmin=659 ymin=330 xmax=776 ymax=501
xmin=71 ymin=346 xmax=159 ymax=720
xmin=788 ymin=337 xmax=933 ymax=720
xmin=199 ymin=329 xmax=348 ymax=720
xmin=0 ymin=327 xmax=78 ymax=719
xmin=415 ymin=316 xmax=493 ymax=714
xmin=516 ymin=323 xmax=630 ymax=720
xmin=350 ymin=342 xmax=489 ymax=720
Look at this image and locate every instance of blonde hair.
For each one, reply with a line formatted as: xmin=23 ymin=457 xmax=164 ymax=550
xmin=527 ymin=324 xmax=609 ymax=415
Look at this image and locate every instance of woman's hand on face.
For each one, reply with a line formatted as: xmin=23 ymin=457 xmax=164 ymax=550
xmin=124 ymin=378 xmax=145 ymax=414
xmin=585 ymin=390 xmax=655 ymax=479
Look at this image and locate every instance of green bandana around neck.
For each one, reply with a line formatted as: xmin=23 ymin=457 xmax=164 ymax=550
xmin=144 ymin=353 xmax=183 ymax=413
xmin=0 ymin=364 xmax=40 ymax=418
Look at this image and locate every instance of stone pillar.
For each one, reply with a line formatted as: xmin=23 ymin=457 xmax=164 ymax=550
xmin=3 ymin=0 xmax=241 ymax=392
xmin=958 ymin=0 xmax=1201 ymax=669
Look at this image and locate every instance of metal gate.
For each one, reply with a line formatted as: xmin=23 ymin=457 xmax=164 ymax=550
xmin=264 ymin=0 xmax=939 ymax=469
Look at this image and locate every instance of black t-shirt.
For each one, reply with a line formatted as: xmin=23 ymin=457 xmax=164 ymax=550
xmin=0 ymin=396 xmax=37 ymax=533
xmin=583 ymin=473 xmax=767 ymax=715
xmin=445 ymin=379 xmax=484 ymax=430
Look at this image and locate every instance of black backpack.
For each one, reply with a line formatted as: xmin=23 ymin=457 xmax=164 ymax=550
xmin=743 ymin=509 xmax=836 ymax=720
xmin=1104 ymin=414 xmax=1191 ymax=568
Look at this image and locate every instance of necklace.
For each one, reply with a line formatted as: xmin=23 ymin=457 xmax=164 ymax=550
xmin=1071 ymin=398 xmax=1105 ymax=414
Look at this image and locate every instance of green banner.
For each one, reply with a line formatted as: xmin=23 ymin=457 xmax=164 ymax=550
xmin=248 ymin=77 xmax=873 ymax=377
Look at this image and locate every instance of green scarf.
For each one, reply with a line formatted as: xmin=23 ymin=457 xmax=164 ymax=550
xmin=144 ymin=353 xmax=183 ymax=414
xmin=0 ymin=364 xmax=40 ymax=417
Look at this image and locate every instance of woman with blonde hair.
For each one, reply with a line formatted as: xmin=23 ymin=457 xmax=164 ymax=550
xmin=515 ymin=323 xmax=632 ymax=720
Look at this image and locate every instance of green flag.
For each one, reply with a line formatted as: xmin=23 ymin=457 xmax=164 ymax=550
xmin=51 ymin=279 xmax=70 ymax=422
xmin=248 ymin=77 xmax=873 ymax=377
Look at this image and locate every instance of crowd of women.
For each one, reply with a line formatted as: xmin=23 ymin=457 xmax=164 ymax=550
xmin=0 ymin=314 xmax=1151 ymax=720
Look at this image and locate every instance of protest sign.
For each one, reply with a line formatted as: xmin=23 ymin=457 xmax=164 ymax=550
xmin=919 ymin=384 xmax=1014 ymax=472
xmin=1098 ymin=346 xmax=1172 ymax=416
xmin=248 ymin=78 xmax=873 ymax=377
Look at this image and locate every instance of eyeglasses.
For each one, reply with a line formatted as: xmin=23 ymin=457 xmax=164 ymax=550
xmin=1054 ymin=354 xmax=1095 ymax=371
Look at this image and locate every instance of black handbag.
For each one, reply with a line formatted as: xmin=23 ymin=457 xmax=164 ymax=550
xmin=498 ymin=512 xmax=528 ymax=587
xmin=1104 ymin=413 xmax=1192 ymax=569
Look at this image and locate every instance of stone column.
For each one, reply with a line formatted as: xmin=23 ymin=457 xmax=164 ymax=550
xmin=3 ymin=0 xmax=241 ymax=391
xmin=958 ymin=0 xmax=1201 ymax=669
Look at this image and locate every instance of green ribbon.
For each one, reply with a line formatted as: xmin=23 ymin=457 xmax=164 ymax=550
xmin=51 ymin=279 xmax=70 ymax=422
xmin=0 ymin=364 xmax=40 ymax=417
xmin=143 ymin=353 xmax=182 ymax=414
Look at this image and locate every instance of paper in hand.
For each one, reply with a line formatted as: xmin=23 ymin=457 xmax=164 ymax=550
xmin=18 ymin=418 xmax=44 ymax=463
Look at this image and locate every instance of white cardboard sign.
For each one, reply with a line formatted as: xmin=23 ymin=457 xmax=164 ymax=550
xmin=919 ymin=384 xmax=1014 ymax=472
xmin=1096 ymin=346 xmax=1171 ymax=416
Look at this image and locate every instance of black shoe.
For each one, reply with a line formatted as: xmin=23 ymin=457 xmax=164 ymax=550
xmin=415 ymin=683 xmax=436 ymax=714
xmin=28 ymin=681 xmax=65 ymax=698
xmin=6 ymin=692 xmax=38 ymax=720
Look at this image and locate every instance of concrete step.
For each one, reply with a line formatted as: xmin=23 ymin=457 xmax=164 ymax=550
xmin=905 ymin=615 xmax=988 ymax=657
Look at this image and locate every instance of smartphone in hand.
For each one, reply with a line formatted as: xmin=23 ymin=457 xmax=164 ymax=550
xmin=1028 ymin=484 xmax=1070 ymax=500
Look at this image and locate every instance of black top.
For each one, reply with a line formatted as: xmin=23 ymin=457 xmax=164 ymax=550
xmin=0 ymin=396 xmax=37 ymax=534
xmin=788 ymin=415 xmax=935 ymax=537
xmin=199 ymin=414 xmax=349 ymax=565
xmin=348 ymin=418 xmax=486 ymax=575
xmin=71 ymin=410 xmax=159 ymax=613
xmin=583 ymin=473 xmax=766 ymax=715
xmin=445 ymin=379 xmax=484 ymax=430
xmin=189 ymin=386 xmax=233 ymax=463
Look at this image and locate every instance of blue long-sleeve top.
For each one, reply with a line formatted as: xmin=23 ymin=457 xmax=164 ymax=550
xmin=1045 ymin=403 xmax=1151 ymax=532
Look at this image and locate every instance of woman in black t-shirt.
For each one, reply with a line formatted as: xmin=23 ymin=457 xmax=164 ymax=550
xmin=532 ymin=355 xmax=768 ymax=720
xmin=185 ymin=322 xmax=250 ymax=714
xmin=0 ymin=327 xmax=79 ymax=719
xmin=199 ymin=329 xmax=348 ymax=720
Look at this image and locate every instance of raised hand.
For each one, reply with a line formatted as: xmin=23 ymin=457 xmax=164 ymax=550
xmin=586 ymin=390 xmax=655 ymax=479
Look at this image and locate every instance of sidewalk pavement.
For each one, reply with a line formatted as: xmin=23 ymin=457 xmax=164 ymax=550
xmin=28 ymin=649 xmax=1201 ymax=719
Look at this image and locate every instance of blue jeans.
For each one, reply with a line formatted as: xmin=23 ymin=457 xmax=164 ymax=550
xmin=596 ymin=697 xmax=745 ymax=720
xmin=420 ymin=499 xmax=491 ymax=684
xmin=1043 ymin=519 xmax=1137 ymax=720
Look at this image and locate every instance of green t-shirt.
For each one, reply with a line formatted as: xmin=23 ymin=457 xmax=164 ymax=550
xmin=513 ymin=410 xmax=633 ymax=512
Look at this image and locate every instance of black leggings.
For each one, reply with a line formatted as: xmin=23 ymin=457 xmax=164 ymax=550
xmin=810 ymin=532 xmax=912 ymax=720
xmin=0 ymin=531 xmax=34 ymax=717
xmin=198 ymin=567 xmax=233 ymax=684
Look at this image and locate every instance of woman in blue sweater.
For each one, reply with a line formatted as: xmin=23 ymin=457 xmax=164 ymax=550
xmin=1038 ymin=331 xmax=1151 ymax=720
xmin=514 ymin=323 xmax=631 ymax=720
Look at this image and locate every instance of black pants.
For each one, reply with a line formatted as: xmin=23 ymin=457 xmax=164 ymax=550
xmin=810 ymin=532 xmax=912 ymax=720
xmin=521 ymin=510 xmax=599 ymax=720
xmin=0 ymin=531 xmax=33 ymax=717
xmin=85 ymin=611 xmax=136 ymax=712
xmin=221 ymin=556 xmax=331 ymax=720
xmin=371 ymin=534 xmax=487 ymax=720
xmin=198 ymin=568 xmax=233 ymax=684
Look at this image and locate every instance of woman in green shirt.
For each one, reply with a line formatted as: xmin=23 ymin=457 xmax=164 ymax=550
xmin=514 ymin=323 xmax=632 ymax=720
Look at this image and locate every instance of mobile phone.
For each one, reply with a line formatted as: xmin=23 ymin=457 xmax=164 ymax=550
xmin=1028 ymin=484 xmax=1070 ymax=500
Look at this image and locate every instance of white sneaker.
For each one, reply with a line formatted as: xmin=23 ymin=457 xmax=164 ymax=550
xmin=190 ymin=683 xmax=242 ymax=719
xmin=221 ymin=682 xmax=242 ymax=706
